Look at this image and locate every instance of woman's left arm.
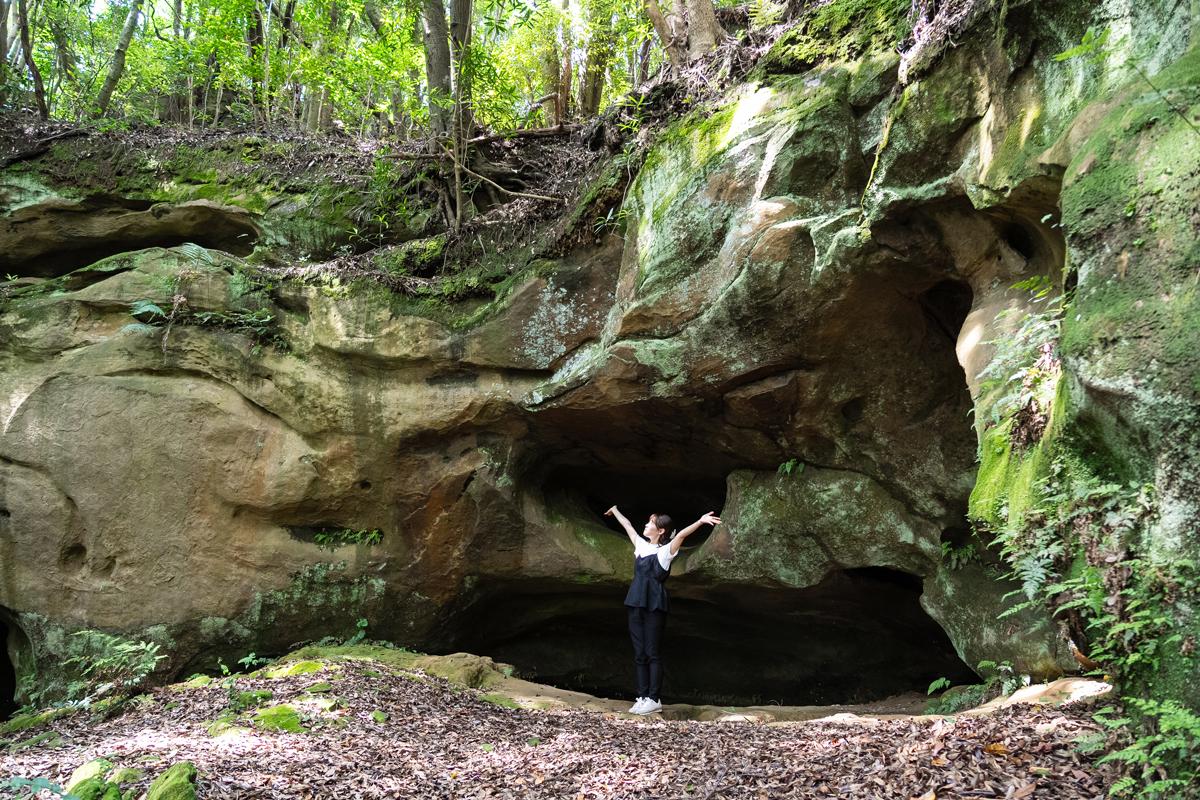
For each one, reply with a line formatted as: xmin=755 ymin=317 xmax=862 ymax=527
xmin=669 ymin=512 xmax=721 ymax=555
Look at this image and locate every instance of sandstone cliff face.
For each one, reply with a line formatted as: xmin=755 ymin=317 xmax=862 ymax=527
xmin=1 ymin=0 xmax=1195 ymax=707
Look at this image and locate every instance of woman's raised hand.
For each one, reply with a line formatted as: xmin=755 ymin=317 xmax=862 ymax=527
xmin=699 ymin=512 xmax=722 ymax=526
xmin=605 ymin=506 xmax=618 ymax=517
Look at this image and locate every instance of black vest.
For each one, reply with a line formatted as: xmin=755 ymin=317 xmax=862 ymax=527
xmin=624 ymin=549 xmax=672 ymax=612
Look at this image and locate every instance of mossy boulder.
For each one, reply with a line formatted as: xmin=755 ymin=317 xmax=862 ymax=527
xmin=252 ymin=704 xmax=307 ymax=733
xmin=145 ymin=762 xmax=198 ymax=800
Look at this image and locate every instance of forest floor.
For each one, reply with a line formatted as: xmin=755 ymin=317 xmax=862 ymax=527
xmin=0 ymin=648 xmax=1116 ymax=799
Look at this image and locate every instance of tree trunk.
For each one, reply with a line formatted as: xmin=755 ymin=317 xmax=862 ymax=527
xmin=579 ymin=0 xmax=614 ymax=117
xmin=15 ymin=0 xmax=46 ymax=117
xmin=246 ymin=2 xmax=265 ymax=122
xmin=421 ymin=0 xmax=451 ymax=137
xmin=448 ymin=0 xmax=473 ymax=134
xmin=363 ymin=0 xmax=385 ymax=34
xmin=0 ymin=0 xmax=11 ymax=103
xmin=683 ymin=0 xmax=723 ymax=59
xmin=643 ymin=0 xmax=684 ymax=69
xmin=635 ymin=35 xmax=651 ymax=87
xmin=539 ymin=40 xmax=560 ymax=124
xmin=556 ymin=0 xmax=571 ymax=123
xmin=95 ymin=0 xmax=143 ymax=115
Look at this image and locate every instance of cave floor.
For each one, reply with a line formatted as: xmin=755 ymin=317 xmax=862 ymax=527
xmin=0 ymin=649 xmax=1115 ymax=799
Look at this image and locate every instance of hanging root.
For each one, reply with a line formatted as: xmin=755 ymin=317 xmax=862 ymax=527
xmin=900 ymin=0 xmax=995 ymax=84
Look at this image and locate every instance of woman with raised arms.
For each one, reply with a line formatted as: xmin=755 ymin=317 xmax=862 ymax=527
xmin=604 ymin=505 xmax=722 ymax=715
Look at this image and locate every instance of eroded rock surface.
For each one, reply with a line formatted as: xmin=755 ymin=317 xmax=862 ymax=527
xmin=2 ymin=1 xmax=1196 ymax=708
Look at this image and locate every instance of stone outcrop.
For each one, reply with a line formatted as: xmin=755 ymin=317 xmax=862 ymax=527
xmin=1 ymin=0 xmax=1196 ymax=708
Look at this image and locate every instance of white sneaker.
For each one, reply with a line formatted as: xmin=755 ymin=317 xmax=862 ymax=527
xmin=637 ymin=699 xmax=662 ymax=715
xmin=628 ymin=697 xmax=648 ymax=713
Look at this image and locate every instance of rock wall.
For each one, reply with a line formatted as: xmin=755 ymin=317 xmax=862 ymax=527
xmin=1 ymin=0 xmax=1196 ymax=707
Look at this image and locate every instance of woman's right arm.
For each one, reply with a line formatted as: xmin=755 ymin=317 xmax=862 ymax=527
xmin=605 ymin=506 xmax=640 ymax=546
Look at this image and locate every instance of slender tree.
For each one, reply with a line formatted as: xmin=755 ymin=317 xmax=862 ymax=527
xmin=15 ymin=0 xmax=47 ymax=117
xmin=95 ymin=0 xmax=144 ymax=115
xmin=421 ymin=0 xmax=451 ymax=136
xmin=579 ymin=0 xmax=616 ymax=116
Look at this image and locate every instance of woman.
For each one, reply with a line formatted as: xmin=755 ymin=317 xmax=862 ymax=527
xmin=604 ymin=505 xmax=721 ymax=715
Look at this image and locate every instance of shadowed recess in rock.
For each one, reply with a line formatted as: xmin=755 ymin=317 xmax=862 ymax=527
xmin=542 ymin=466 xmax=728 ymax=549
xmin=0 ymin=616 xmax=19 ymax=720
xmin=435 ymin=569 xmax=975 ymax=706
xmin=0 ymin=196 xmax=260 ymax=278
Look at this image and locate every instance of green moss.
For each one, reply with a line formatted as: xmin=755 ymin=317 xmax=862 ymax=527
xmin=759 ymin=0 xmax=910 ymax=73
xmin=0 ymin=709 xmax=62 ymax=737
xmin=252 ymin=704 xmax=307 ymax=733
xmin=65 ymin=778 xmax=121 ymax=800
xmin=7 ymin=730 xmax=62 ymax=750
xmin=145 ymin=762 xmax=198 ymax=800
xmin=305 ymin=681 xmax=333 ymax=693
xmin=264 ymin=660 xmax=324 ymax=678
xmin=282 ymin=643 xmax=422 ymax=669
xmin=371 ymin=710 xmax=388 ymax=723
xmin=107 ymin=768 xmax=143 ymax=785
xmin=478 ymin=693 xmax=520 ymax=709
xmin=67 ymin=759 xmax=115 ymax=793
xmin=969 ymin=379 xmax=1068 ymax=528
xmin=232 ymin=688 xmax=274 ymax=706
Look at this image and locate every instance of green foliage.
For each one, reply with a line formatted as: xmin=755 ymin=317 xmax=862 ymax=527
xmin=346 ymin=618 xmax=370 ymax=647
xmin=927 ymin=676 xmax=951 ymax=695
xmin=1053 ymin=27 xmax=1111 ymax=65
xmin=128 ymin=298 xmax=287 ymax=352
xmin=312 ymin=527 xmax=383 ymax=551
xmin=1096 ymin=699 xmax=1200 ymax=798
xmin=236 ymin=652 xmax=270 ymax=670
xmin=976 ymin=276 xmax=1063 ymax=430
xmin=925 ymin=660 xmax=1024 ymax=715
xmin=777 ymin=458 xmax=804 ymax=477
xmin=939 ymin=540 xmax=978 ymax=570
xmin=60 ymin=630 xmax=167 ymax=704
xmin=1 ymin=777 xmax=77 ymax=800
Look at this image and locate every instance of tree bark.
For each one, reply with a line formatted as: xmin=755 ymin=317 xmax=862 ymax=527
xmin=538 ymin=40 xmax=560 ymax=124
xmin=556 ymin=0 xmax=571 ymax=123
xmin=643 ymin=0 xmax=684 ymax=68
xmin=96 ymin=0 xmax=143 ymax=115
xmin=448 ymin=0 xmax=473 ymax=133
xmin=421 ymin=0 xmax=451 ymax=136
xmin=0 ymin=0 xmax=11 ymax=103
xmin=683 ymin=0 xmax=723 ymax=59
xmin=15 ymin=0 xmax=46 ymax=117
xmin=579 ymin=0 xmax=615 ymax=117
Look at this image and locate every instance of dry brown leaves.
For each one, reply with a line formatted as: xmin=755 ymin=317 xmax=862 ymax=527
xmin=0 ymin=660 xmax=1114 ymax=799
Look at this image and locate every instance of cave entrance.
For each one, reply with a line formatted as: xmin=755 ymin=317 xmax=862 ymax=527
xmin=0 ymin=611 xmax=25 ymax=720
xmin=441 ymin=567 xmax=974 ymax=706
xmin=542 ymin=466 xmax=727 ymax=549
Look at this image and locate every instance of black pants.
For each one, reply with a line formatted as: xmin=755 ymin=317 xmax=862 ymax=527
xmin=627 ymin=606 xmax=666 ymax=700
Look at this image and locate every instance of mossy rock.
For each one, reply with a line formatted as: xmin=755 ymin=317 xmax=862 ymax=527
xmin=0 ymin=708 xmax=63 ymax=737
xmin=107 ymin=767 xmax=143 ymax=785
xmin=264 ymin=659 xmax=325 ymax=678
xmin=276 ymin=645 xmax=509 ymax=690
xmin=758 ymin=0 xmax=910 ymax=73
xmin=176 ymin=674 xmax=212 ymax=689
xmin=67 ymin=759 xmax=114 ymax=793
xmin=252 ymin=704 xmax=307 ymax=733
xmin=478 ymin=693 xmax=520 ymax=709
xmin=304 ymin=681 xmax=333 ymax=693
xmin=7 ymin=730 xmax=62 ymax=751
xmin=65 ymin=777 xmax=122 ymax=800
xmin=145 ymin=761 xmax=198 ymax=800
xmin=233 ymin=688 xmax=274 ymax=707
xmin=370 ymin=710 xmax=387 ymax=723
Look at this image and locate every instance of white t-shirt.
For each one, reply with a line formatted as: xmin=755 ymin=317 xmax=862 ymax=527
xmin=634 ymin=538 xmax=677 ymax=571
